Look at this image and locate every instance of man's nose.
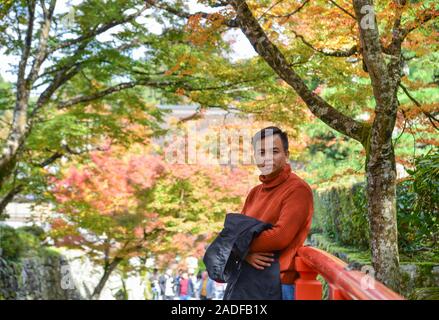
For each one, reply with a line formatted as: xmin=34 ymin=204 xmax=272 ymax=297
xmin=262 ymin=156 xmax=274 ymax=164
xmin=255 ymin=154 xmax=273 ymax=164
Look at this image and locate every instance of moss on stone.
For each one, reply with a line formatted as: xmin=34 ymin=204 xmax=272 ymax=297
xmin=308 ymin=233 xmax=371 ymax=264
xmin=38 ymin=247 xmax=62 ymax=259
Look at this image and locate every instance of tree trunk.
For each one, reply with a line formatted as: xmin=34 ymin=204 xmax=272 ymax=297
xmin=91 ymin=257 xmax=122 ymax=300
xmin=0 ymin=185 xmax=23 ymax=219
xmin=366 ymin=134 xmax=401 ymax=291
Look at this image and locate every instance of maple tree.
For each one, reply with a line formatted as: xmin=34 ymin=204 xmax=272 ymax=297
xmin=49 ymin=143 xmax=166 ymax=299
xmin=0 ymin=0 xmax=265 ymax=219
xmin=49 ymin=125 xmax=253 ymax=297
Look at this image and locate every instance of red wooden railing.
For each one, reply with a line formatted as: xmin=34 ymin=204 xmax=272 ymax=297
xmin=294 ymin=246 xmax=405 ymax=300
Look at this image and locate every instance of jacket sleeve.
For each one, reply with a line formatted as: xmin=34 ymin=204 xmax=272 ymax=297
xmin=248 ymin=185 xmax=313 ymax=253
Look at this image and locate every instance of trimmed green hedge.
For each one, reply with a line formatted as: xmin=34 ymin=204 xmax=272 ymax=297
xmin=312 ymin=180 xmax=438 ymax=252
xmin=312 ymin=182 xmax=369 ymax=249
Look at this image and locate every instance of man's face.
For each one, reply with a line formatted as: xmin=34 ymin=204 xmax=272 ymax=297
xmin=254 ymin=134 xmax=288 ymax=175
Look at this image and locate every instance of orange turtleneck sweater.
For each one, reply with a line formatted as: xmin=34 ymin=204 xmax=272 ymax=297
xmin=241 ymin=163 xmax=314 ymax=284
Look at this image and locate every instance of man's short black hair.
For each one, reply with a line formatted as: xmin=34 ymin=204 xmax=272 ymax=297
xmin=252 ymin=126 xmax=289 ymax=153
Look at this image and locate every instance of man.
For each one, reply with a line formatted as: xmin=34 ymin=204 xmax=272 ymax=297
xmin=242 ymin=126 xmax=314 ymax=300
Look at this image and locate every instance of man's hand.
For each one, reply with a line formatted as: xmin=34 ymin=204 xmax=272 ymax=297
xmin=245 ymin=252 xmax=274 ymax=270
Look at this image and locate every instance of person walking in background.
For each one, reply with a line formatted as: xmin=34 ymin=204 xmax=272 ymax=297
xmin=189 ymin=270 xmax=200 ymax=299
xmin=193 ymin=271 xmax=203 ymax=299
xmin=149 ymin=268 xmax=161 ymax=300
xmin=164 ymin=269 xmax=175 ymax=300
xmin=178 ymin=271 xmax=194 ymax=300
xmin=198 ymin=271 xmax=214 ymax=300
xmin=173 ymin=269 xmax=182 ymax=298
xmin=158 ymin=271 xmax=166 ymax=300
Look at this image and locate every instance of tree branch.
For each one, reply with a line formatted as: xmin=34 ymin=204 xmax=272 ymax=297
xmin=399 ymin=83 xmax=439 ymax=130
xmin=258 ymin=0 xmax=284 ymax=20
xmin=177 ymin=108 xmax=205 ymax=124
xmin=36 ymin=142 xmax=111 ymax=168
xmin=263 ymin=0 xmax=310 ymax=20
xmin=50 ymin=5 xmax=148 ymax=53
xmin=399 ymin=9 xmax=438 ymax=40
xmin=145 ymin=0 xmax=238 ymax=27
xmin=26 ymin=0 xmax=57 ymax=86
xmin=0 ymin=1 xmax=36 ymax=185
xmin=328 ymin=0 xmax=356 ymax=19
xmin=353 ymin=0 xmax=393 ymax=105
xmin=17 ymin=0 xmax=35 ymax=90
xmin=353 ymin=0 xmax=401 ymax=151
xmin=387 ymin=4 xmax=438 ymax=55
xmin=57 ymin=81 xmax=145 ymax=109
xmin=38 ymin=151 xmax=63 ymax=167
xmin=0 ymin=185 xmax=24 ymax=218
xmin=13 ymin=5 xmax=23 ymax=45
xmin=228 ymin=0 xmax=367 ymax=143
xmin=180 ymin=77 xmax=262 ymax=92
xmin=34 ymin=63 xmax=83 ymax=114
xmin=57 ymin=76 xmax=262 ymax=110
xmin=291 ymin=30 xmax=358 ymax=57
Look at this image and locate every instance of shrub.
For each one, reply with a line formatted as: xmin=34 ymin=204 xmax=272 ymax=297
xmin=312 ymin=182 xmax=369 ymax=249
xmin=0 ymin=225 xmax=45 ymax=260
xmin=0 ymin=225 xmax=24 ymax=260
xmin=313 ymin=150 xmax=438 ymax=252
xmin=17 ymin=225 xmax=46 ymax=241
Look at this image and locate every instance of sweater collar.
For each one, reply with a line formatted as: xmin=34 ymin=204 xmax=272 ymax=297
xmin=259 ymin=163 xmax=291 ymax=189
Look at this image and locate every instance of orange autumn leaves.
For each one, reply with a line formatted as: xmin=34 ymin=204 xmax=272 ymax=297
xmin=49 ymin=147 xmax=166 ymax=255
xmin=49 ymin=139 xmax=252 ymax=260
xmin=53 ymin=150 xmax=165 ymax=216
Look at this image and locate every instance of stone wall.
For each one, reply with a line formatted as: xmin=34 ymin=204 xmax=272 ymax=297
xmin=0 ymin=249 xmax=151 ymax=300
xmin=0 ymin=253 xmax=82 ymax=300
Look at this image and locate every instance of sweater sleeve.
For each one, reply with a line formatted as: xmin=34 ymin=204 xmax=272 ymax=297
xmin=241 ymin=186 xmax=257 ymax=215
xmin=249 ymin=185 xmax=313 ymax=252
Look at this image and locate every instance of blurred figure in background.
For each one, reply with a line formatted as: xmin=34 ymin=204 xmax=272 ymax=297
xmin=178 ymin=271 xmax=194 ymax=300
xmin=193 ymin=271 xmax=203 ymax=299
xmin=149 ymin=268 xmax=161 ymax=300
xmin=198 ymin=271 xmax=215 ymax=300
xmin=173 ymin=269 xmax=182 ymax=298
xmin=213 ymin=281 xmax=226 ymax=300
xmin=164 ymin=269 xmax=175 ymax=300
xmin=189 ymin=269 xmax=200 ymax=300
xmin=158 ymin=271 xmax=166 ymax=300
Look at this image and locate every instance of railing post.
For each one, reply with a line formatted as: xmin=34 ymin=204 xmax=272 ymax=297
xmin=294 ymin=256 xmax=322 ymax=300
xmin=328 ymin=283 xmax=349 ymax=300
